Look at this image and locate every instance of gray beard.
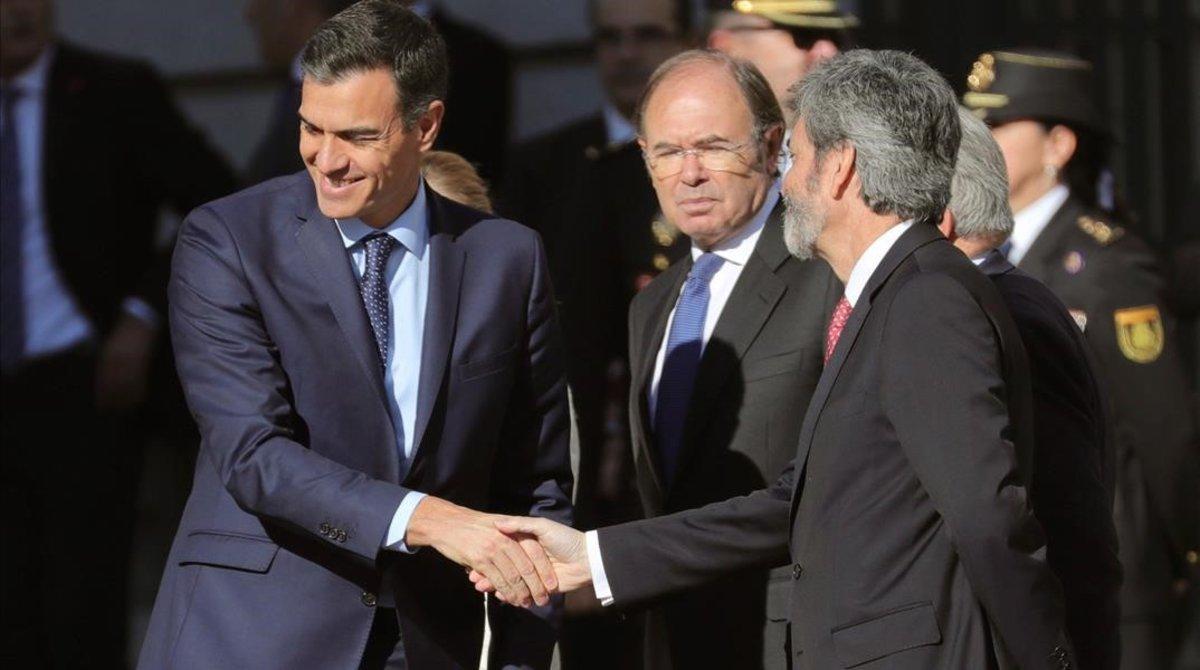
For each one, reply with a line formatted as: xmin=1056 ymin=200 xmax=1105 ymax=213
xmin=783 ymin=191 xmax=824 ymax=261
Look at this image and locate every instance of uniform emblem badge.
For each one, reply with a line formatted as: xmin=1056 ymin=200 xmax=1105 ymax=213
xmin=1068 ymin=309 xmax=1088 ymax=332
xmin=1063 ymin=250 xmax=1085 ymax=274
xmin=1113 ymin=305 xmax=1164 ymax=363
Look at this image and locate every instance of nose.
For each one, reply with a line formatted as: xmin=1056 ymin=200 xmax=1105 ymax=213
xmin=678 ymin=152 xmax=707 ymax=186
xmin=312 ymin=137 xmax=349 ymax=175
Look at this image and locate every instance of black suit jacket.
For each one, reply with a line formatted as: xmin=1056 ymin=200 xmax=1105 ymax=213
xmin=42 ymin=42 xmax=235 ymax=333
xmin=597 ymin=224 xmax=1072 ymax=669
xmin=980 ymin=250 xmax=1121 ymax=670
xmin=433 ymin=10 xmax=512 ymax=182
xmin=1018 ymin=195 xmax=1199 ymax=617
xmin=626 ymin=205 xmax=839 ymax=669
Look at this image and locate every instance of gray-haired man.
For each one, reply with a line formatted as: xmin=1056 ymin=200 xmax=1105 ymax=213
xmin=479 ymin=50 xmax=1076 ymax=669
xmin=939 ymin=107 xmax=1121 ymax=670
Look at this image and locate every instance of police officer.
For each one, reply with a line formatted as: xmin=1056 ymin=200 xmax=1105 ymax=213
xmin=963 ymin=48 xmax=1200 ymax=669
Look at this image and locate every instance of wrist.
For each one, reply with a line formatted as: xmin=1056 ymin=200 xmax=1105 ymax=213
xmin=404 ymin=495 xmax=454 ymax=548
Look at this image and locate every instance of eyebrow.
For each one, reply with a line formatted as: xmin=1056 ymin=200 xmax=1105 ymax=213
xmin=649 ymin=134 xmax=736 ymax=152
xmin=298 ymin=114 xmax=383 ymax=139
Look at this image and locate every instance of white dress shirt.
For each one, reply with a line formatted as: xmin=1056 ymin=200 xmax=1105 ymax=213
xmin=586 ymin=216 xmax=914 ymax=605
xmin=588 ymin=183 xmax=781 ymax=604
xmin=334 ymin=182 xmax=432 ymax=554
xmin=1007 ymin=184 xmax=1069 ymax=265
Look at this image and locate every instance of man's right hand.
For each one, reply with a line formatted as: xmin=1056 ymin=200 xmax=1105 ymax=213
xmin=468 ymin=516 xmax=592 ymax=603
xmin=404 ymin=497 xmax=557 ymax=607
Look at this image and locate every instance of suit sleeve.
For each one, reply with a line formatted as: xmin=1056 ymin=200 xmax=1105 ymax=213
xmin=593 ymin=464 xmax=794 ymax=608
xmin=881 ymin=274 xmax=1069 ymax=669
xmin=130 ymin=63 xmax=237 ymax=315
xmin=169 ymin=206 xmax=410 ymax=565
xmin=485 ymin=232 xmax=575 ymax=670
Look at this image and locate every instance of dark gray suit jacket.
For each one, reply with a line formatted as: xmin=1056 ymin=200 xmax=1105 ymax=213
xmin=597 ymin=224 xmax=1073 ymax=669
xmin=138 ymin=174 xmax=573 ymax=669
xmin=626 ymin=205 xmax=839 ymax=669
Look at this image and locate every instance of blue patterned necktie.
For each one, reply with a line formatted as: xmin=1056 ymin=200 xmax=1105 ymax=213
xmin=359 ymin=233 xmax=398 ymax=368
xmin=654 ymin=252 xmax=725 ymax=488
xmin=1 ymin=85 xmax=25 ymax=371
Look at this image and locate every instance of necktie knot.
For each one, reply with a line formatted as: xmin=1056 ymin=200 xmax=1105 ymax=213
xmin=824 ymin=296 xmax=853 ymax=363
xmin=363 ymin=233 xmax=397 ymax=269
xmin=689 ymin=252 xmax=724 ymax=284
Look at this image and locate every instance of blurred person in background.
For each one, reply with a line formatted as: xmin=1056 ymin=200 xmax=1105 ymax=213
xmin=622 ymin=50 xmax=837 ymax=670
xmin=704 ymin=0 xmax=855 ymax=107
xmin=0 ymin=0 xmax=236 ymax=666
xmin=245 ymin=0 xmax=511 ymax=185
xmin=941 ymin=106 xmax=1122 ymax=670
xmin=964 ymin=47 xmax=1200 ymax=670
xmin=501 ymin=2 xmax=693 ymax=667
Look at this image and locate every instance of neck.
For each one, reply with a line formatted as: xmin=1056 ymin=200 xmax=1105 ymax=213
xmin=820 ymin=208 xmax=903 ymax=283
xmin=954 ymin=236 xmax=995 ymax=260
xmin=363 ymin=180 xmax=420 ymax=230
xmin=1011 ymin=176 xmax=1061 ymax=214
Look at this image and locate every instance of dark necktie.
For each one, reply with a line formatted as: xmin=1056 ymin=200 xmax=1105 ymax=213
xmin=824 ymin=296 xmax=853 ymax=363
xmin=1 ymin=85 xmax=25 ymax=371
xmin=359 ymin=233 xmax=398 ymax=368
xmin=653 ymin=252 xmax=724 ymax=487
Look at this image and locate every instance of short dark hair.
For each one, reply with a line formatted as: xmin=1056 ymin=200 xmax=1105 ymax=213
xmin=588 ymin=0 xmax=693 ymax=35
xmin=301 ymin=0 xmax=448 ymax=129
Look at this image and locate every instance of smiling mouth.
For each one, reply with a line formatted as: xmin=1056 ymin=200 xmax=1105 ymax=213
xmin=321 ymin=174 xmax=365 ymax=194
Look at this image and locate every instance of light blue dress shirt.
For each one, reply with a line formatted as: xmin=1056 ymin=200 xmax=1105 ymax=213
xmin=2 ymin=47 xmax=95 ymax=359
xmin=334 ymin=182 xmax=431 ymax=552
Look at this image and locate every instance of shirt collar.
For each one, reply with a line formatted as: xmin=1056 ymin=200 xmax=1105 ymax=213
xmin=1009 ymin=184 xmax=1069 ymax=265
xmin=7 ymin=45 xmax=55 ymax=93
xmin=689 ymin=180 xmax=780 ymax=267
xmin=335 ymin=180 xmax=430 ymax=260
xmin=844 ymin=220 xmax=915 ymax=307
xmin=602 ymin=103 xmax=637 ymax=147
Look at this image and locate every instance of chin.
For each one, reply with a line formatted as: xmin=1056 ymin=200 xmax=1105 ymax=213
xmin=315 ymin=197 xmax=364 ymax=222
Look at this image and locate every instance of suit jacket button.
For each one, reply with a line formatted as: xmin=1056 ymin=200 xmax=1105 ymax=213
xmin=337 ymin=530 xmax=348 ymax=543
xmin=361 ymin=592 xmax=377 ymax=607
xmin=792 ymin=563 xmax=803 ymax=580
xmin=319 ymin=523 xmax=331 ymax=536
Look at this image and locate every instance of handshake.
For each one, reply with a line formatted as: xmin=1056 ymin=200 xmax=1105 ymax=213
xmin=405 ymin=497 xmax=593 ymax=608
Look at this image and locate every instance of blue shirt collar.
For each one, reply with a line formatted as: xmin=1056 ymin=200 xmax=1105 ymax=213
xmin=334 ymin=180 xmax=430 ymax=261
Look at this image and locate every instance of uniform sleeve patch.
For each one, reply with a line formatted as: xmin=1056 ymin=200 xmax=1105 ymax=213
xmin=1113 ymin=305 xmax=1164 ymax=363
xmin=1077 ymin=215 xmax=1124 ymax=246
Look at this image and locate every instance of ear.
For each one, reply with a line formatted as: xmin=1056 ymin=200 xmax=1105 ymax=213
xmin=1043 ymin=124 xmax=1078 ymax=170
xmin=808 ymin=39 xmax=839 ymax=64
xmin=828 ymin=142 xmax=857 ymax=200
xmin=707 ymin=30 xmax=731 ymax=51
xmin=938 ymin=208 xmax=957 ymax=240
xmin=416 ymin=100 xmax=445 ymax=151
xmin=762 ymin=125 xmax=784 ymax=173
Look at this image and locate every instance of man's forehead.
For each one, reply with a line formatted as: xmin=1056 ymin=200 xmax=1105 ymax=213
xmin=645 ymin=66 xmax=751 ymax=131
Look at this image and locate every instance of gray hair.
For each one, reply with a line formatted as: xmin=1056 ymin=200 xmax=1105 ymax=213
xmin=301 ymin=0 xmax=448 ymax=129
xmin=636 ymin=49 xmax=784 ymax=156
xmin=786 ymin=49 xmax=961 ymax=223
xmin=950 ymin=107 xmax=1013 ymax=243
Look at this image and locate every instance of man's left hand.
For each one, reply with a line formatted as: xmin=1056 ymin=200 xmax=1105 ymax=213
xmin=95 ymin=313 xmax=157 ymax=413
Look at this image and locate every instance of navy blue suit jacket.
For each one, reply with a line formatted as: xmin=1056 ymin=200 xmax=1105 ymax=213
xmin=139 ymin=173 xmax=573 ymax=669
xmin=979 ymin=250 xmax=1121 ymax=669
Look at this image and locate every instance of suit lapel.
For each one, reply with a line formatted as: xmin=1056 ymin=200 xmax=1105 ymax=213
xmin=788 ymin=223 xmax=944 ymax=522
xmin=630 ymin=258 xmax=690 ymax=498
xmin=678 ymin=207 xmax=789 ymax=471
xmin=294 ymin=197 xmax=392 ymax=415
xmin=408 ymin=189 xmax=465 ymax=478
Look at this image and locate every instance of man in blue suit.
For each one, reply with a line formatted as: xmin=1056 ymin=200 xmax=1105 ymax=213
xmin=138 ymin=2 xmax=571 ymax=668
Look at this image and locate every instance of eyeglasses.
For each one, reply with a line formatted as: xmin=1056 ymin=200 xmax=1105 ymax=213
xmin=643 ymin=142 xmax=756 ymax=179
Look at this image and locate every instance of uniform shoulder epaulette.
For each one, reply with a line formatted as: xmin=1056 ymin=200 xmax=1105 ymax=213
xmin=1076 ymin=214 xmax=1124 ymax=246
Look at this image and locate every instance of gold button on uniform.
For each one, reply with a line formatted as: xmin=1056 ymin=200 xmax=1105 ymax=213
xmin=653 ymin=254 xmax=670 ymax=271
xmin=1187 ymin=549 xmax=1198 ymax=566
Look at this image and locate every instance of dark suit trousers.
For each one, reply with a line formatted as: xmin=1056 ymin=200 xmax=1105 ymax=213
xmin=2 ymin=348 xmax=143 ymax=668
xmin=359 ymin=607 xmax=409 ymax=670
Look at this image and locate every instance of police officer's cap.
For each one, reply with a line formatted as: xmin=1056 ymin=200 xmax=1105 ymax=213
xmin=962 ymin=48 xmax=1106 ymax=135
xmin=709 ymin=0 xmax=859 ymax=30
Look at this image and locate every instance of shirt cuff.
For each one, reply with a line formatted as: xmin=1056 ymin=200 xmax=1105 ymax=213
xmin=121 ymin=297 xmax=160 ymax=329
xmin=383 ymin=491 xmax=427 ymax=553
xmin=585 ymin=530 xmax=614 ymax=606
